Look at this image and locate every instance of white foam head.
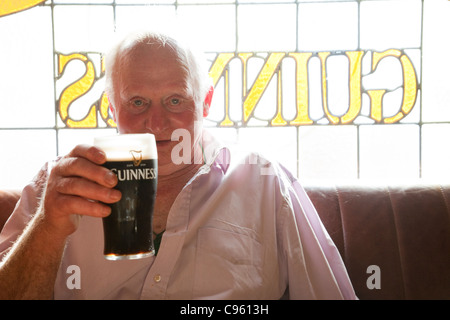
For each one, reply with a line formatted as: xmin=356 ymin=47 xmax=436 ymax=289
xmin=94 ymin=133 xmax=157 ymax=161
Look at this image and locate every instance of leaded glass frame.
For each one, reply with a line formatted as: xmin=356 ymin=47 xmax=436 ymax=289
xmin=0 ymin=0 xmax=449 ymax=189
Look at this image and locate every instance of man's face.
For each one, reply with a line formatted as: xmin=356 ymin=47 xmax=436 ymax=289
xmin=110 ymin=44 xmax=204 ymax=177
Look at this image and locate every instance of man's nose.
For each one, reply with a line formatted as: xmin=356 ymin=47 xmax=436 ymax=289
xmin=144 ymin=105 xmax=168 ymax=135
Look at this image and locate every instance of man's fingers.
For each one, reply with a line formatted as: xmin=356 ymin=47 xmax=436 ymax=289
xmin=53 ymin=155 xmax=117 ymax=189
xmin=55 ymin=177 xmax=121 ymax=204
xmin=39 ymin=144 xmax=121 ymax=237
xmin=68 ymin=144 xmax=107 ymax=165
xmin=53 ymin=194 xmax=112 ymax=218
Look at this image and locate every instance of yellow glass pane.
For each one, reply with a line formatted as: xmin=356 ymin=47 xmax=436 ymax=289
xmin=58 ymin=53 xmax=97 ymax=128
xmin=367 ymin=89 xmax=386 ymax=122
xmin=372 ymin=50 xmax=417 ymax=124
xmin=99 ymin=92 xmax=116 ymax=128
xmin=220 ymin=68 xmax=234 ymax=127
xmin=209 ymin=53 xmax=234 ymax=86
xmin=0 ymin=0 xmax=45 ymax=17
xmin=243 ymin=53 xmax=285 ymax=123
xmin=271 ymin=70 xmax=287 ymax=126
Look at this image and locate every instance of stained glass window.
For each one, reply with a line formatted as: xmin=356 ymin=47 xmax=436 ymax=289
xmin=0 ymin=0 xmax=449 ymax=189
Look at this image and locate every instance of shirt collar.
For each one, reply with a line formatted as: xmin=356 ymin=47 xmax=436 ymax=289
xmin=200 ymin=129 xmax=231 ymax=174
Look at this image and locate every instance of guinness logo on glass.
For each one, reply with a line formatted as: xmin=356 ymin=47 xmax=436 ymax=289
xmin=130 ymin=150 xmax=143 ymax=166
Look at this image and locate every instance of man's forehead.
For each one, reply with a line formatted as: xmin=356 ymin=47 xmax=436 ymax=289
xmin=122 ymin=41 xmax=179 ymax=61
xmin=111 ymin=38 xmax=195 ymax=98
xmin=116 ymin=53 xmax=193 ymax=98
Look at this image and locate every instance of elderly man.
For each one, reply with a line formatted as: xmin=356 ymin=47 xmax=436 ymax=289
xmin=0 ymin=30 xmax=356 ymax=300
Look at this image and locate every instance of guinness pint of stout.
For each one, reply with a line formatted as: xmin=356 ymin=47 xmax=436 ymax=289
xmin=94 ymin=134 xmax=158 ymax=260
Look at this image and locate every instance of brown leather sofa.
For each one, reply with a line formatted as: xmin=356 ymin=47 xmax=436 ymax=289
xmin=1 ymin=184 xmax=449 ymax=299
xmin=306 ymin=183 xmax=450 ymax=300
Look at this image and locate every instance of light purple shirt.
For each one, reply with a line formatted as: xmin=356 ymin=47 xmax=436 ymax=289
xmin=0 ymin=131 xmax=356 ymax=300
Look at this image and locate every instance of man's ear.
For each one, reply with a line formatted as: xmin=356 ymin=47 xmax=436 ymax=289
xmin=203 ymin=86 xmax=214 ymax=117
xmin=109 ymin=101 xmax=117 ymax=122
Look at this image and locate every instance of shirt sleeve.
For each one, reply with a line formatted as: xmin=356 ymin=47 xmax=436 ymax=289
xmin=0 ymin=162 xmax=50 ymax=259
xmin=277 ymin=165 xmax=357 ymax=300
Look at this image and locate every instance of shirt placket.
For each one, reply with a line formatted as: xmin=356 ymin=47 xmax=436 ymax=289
xmin=139 ymin=184 xmax=192 ymax=299
xmin=139 ymin=141 xmax=228 ymax=299
xmin=140 ymin=232 xmax=186 ymax=299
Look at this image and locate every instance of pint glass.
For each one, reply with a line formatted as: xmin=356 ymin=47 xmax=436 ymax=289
xmin=94 ymin=134 xmax=158 ymax=260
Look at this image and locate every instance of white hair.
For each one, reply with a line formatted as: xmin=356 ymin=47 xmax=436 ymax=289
xmin=104 ymin=30 xmax=211 ymax=107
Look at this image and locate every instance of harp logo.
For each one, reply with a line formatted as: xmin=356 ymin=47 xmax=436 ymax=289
xmin=130 ymin=150 xmax=143 ymax=167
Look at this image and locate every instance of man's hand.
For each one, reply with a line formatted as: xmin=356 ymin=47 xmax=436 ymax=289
xmin=40 ymin=144 xmax=121 ymax=238
xmin=0 ymin=144 xmax=122 ymax=299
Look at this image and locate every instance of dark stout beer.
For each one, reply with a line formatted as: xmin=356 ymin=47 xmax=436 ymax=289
xmin=94 ymin=134 xmax=158 ymax=260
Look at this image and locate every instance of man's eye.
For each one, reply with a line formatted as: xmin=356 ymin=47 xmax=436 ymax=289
xmin=170 ymin=98 xmax=180 ymax=105
xmin=131 ymin=99 xmax=146 ymax=107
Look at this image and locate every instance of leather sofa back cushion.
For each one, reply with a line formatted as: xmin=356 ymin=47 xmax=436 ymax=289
xmin=305 ymin=184 xmax=450 ymax=300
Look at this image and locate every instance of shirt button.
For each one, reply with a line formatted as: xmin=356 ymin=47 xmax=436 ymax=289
xmin=154 ymin=274 xmax=162 ymax=283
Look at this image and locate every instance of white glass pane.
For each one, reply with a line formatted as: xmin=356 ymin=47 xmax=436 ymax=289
xmin=238 ymin=127 xmax=298 ymax=176
xmin=177 ymin=5 xmax=236 ymax=52
xmin=58 ymin=128 xmax=117 ymax=156
xmin=114 ymin=5 xmax=176 ymax=36
xmin=297 ymin=0 xmax=347 ymax=2
xmin=0 ymin=130 xmax=56 ymax=189
xmin=238 ymin=4 xmax=297 ymax=51
xmin=179 ymin=0 xmax=234 ymax=3
xmin=115 ymin=0 xmax=174 ymax=3
xmin=299 ymin=126 xmax=357 ymax=181
xmin=239 ymin=0 xmax=294 ymax=3
xmin=53 ymin=5 xmax=114 ymax=53
xmin=360 ymin=0 xmax=422 ymax=50
xmin=298 ymin=2 xmax=358 ymax=51
xmin=206 ymin=75 xmax=226 ymax=126
xmin=363 ymin=54 xmax=404 ymax=90
xmin=422 ymin=0 xmax=450 ymax=122
xmin=422 ymin=124 xmax=450 ymax=180
xmin=54 ymin=0 xmax=112 ymax=3
xmin=327 ymin=55 xmax=350 ymax=117
xmin=359 ymin=125 xmax=419 ymax=181
xmin=0 ymin=6 xmax=54 ymax=128
xmin=281 ymin=57 xmax=297 ymax=121
xmin=206 ymin=128 xmax=238 ymax=152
